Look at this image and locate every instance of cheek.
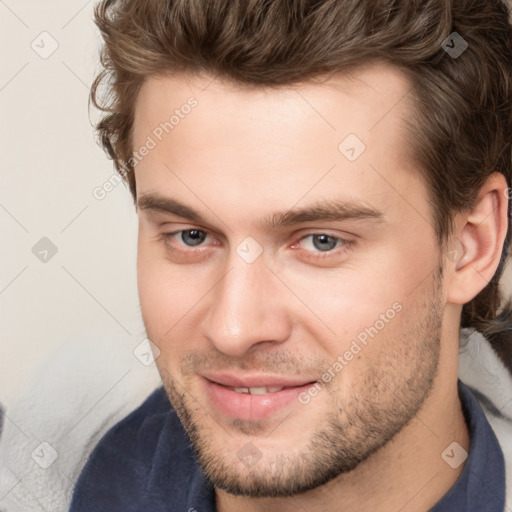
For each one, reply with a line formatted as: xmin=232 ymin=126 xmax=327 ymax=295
xmin=312 ymin=290 xmax=405 ymax=366
xmin=136 ymin=239 xmax=214 ymax=345
xmin=137 ymin=262 xmax=192 ymax=369
xmin=298 ymin=250 xmax=432 ymax=361
xmin=137 ymin=240 xmax=181 ymax=333
xmin=279 ymin=259 xmax=407 ymax=338
xmin=137 ymin=240 xmax=161 ymax=321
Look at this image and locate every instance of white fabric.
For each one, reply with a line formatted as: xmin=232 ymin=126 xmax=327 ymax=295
xmin=0 ymin=328 xmax=510 ymax=511
xmin=0 ymin=330 xmax=161 ymax=512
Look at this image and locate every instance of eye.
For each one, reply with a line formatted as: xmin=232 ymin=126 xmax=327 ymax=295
xmin=292 ymin=233 xmax=353 ymax=263
xmin=299 ymin=234 xmax=348 ymax=252
xmin=177 ymin=229 xmax=207 ymax=247
xmin=160 ymin=229 xmax=211 ymax=250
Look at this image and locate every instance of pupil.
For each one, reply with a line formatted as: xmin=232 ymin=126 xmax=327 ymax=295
xmin=313 ymin=234 xmax=336 ymax=251
xmin=182 ymin=230 xmax=206 ymax=246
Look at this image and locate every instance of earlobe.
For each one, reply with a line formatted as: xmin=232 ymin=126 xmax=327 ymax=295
xmin=446 ymin=173 xmax=509 ymax=305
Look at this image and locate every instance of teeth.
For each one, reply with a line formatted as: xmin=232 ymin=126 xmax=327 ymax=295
xmin=232 ymin=386 xmax=285 ymax=394
xmin=249 ymin=387 xmax=269 ymax=395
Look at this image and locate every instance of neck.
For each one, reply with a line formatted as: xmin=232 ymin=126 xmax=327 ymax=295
xmin=216 ymin=336 xmax=469 ymax=512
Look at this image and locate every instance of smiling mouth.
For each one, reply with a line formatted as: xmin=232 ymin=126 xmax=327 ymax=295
xmin=203 ymin=377 xmax=319 ymax=421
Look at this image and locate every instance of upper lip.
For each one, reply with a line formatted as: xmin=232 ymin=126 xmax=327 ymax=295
xmin=202 ymin=372 xmax=317 ymax=388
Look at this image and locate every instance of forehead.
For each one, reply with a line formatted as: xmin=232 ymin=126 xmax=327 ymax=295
xmin=134 ymin=63 xmax=413 ymax=142
xmin=131 ymin=64 xmax=428 ymax=232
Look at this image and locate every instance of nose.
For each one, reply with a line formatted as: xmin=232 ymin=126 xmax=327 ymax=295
xmin=202 ymin=253 xmax=292 ymax=357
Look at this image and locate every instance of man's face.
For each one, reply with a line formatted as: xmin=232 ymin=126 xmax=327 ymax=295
xmin=134 ymin=65 xmax=446 ymax=496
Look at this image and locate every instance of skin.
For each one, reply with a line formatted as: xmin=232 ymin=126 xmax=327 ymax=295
xmin=133 ymin=64 xmax=508 ymax=512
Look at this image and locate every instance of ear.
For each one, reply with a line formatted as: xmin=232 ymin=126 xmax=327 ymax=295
xmin=445 ymin=173 xmax=509 ymax=305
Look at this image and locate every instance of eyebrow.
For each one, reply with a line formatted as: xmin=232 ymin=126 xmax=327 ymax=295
xmin=137 ymin=193 xmax=384 ymax=230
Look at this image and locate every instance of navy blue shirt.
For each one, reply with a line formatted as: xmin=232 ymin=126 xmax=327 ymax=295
xmin=68 ymin=381 xmax=505 ymax=511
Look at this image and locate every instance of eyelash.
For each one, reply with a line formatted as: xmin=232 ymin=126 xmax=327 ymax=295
xmin=157 ymin=229 xmax=354 ymax=262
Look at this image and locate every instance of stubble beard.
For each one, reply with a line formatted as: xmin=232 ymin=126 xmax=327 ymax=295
xmin=157 ymin=271 xmax=443 ymax=497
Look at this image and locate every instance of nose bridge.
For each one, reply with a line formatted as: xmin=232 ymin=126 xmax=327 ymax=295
xmin=204 ymin=251 xmax=289 ymax=355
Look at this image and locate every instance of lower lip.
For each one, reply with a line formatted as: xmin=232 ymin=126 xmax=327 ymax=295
xmin=203 ymin=378 xmax=316 ymax=421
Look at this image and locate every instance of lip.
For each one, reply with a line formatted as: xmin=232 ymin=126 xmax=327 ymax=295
xmin=202 ymin=373 xmax=318 ymax=421
xmin=201 ymin=372 xmax=315 ymax=388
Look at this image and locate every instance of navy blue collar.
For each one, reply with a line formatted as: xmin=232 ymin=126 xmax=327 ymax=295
xmin=430 ymin=380 xmax=505 ymax=511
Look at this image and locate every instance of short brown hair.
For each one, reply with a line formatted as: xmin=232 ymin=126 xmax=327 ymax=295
xmin=90 ymin=0 xmax=512 ymax=371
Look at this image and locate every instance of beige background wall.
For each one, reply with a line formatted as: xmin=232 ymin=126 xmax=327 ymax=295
xmin=0 ymin=1 xmax=150 ymax=409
